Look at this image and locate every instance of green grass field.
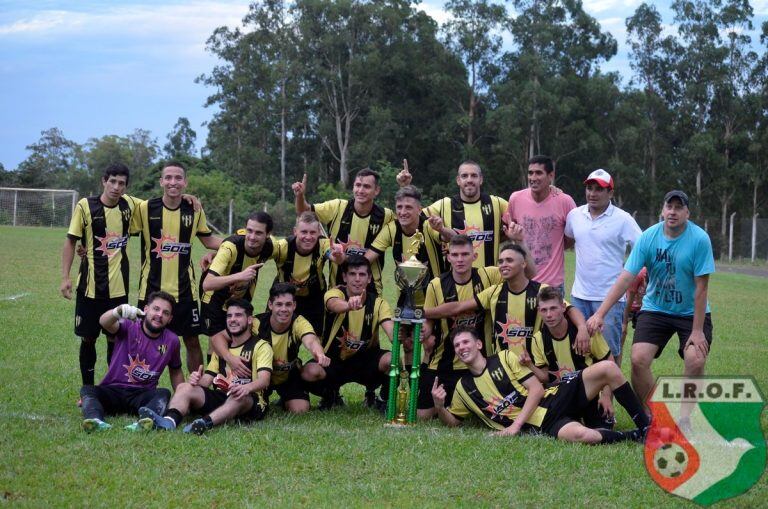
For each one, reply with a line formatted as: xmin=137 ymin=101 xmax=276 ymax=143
xmin=0 ymin=225 xmax=766 ymax=507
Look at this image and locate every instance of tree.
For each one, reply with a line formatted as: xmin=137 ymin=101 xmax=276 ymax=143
xmin=164 ymin=117 xmax=197 ymax=158
xmin=15 ymin=128 xmax=87 ymax=193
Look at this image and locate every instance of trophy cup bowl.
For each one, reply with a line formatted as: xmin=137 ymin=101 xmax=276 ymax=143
xmin=394 ymin=255 xmax=428 ymax=323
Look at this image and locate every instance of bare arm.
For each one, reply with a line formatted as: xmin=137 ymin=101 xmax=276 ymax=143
xmin=495 ymin=376 xmax=544 ymax=436
xmin=99 ymin=309 xmax=121 ymax=335
xmin=210 ymin=330 xmax=251 ymax=379
xmin=200 ymin=235 xmax=222 ymax=250
xmin=60 ymin=237 xmax=77 ymax=299
xmin=292 ymin=174 xmax=311 ymax=214
xmin=201 ymin=264 xmax=262 ymax=292
xmin=423 ymin=299 xmax=477 ymax=320
xmin=301 ymin=334 xmax=330 ymax=367
xmin=432 ymin=377 xmax=462 ymax=427
xmin=587 ymin=270 xmax=636 ymax=334
xmin=169 ymin=366 xmax=184 ymax=390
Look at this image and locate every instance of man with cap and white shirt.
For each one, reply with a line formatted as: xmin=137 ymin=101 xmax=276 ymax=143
xmin=586 ymin=190 xmax=715 ymax=405
xmin=565 ymin=169 xmax=641 ymax=366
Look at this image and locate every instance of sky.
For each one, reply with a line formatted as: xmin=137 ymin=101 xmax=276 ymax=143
xmin=1 ymin=0 xmax=766 ymax=172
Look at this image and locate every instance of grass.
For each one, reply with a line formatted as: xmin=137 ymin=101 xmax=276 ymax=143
xmin=0 ymin=225 xmax=766 ymax=507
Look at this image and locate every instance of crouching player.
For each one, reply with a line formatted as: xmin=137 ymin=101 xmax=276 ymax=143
xmin=431 ymin=326 xmax=649 ymax=443
xmin=138 ymin=299 xmax=272 ymax=434
xmin=80 ymin=292 xmax=183 ymax=432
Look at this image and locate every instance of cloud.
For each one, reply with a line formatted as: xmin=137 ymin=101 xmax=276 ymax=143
xmin=583 ymin=0 xmax=644 ymax=14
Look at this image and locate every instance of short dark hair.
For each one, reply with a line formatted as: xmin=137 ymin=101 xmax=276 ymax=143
xmin=355 ymin=168 xmax=380 ymax=185
xmin=498 ymin=241 xmax=528 ymax=260
xmin=162 ymin=160 xmax=187 ymax=176
xmin=247 ymin=211 xmax=274 ymax=233
xmin=528 ymin=155 xmax=554 ymax=173
xmin=342 ymin=254 xmax=371 ymax=275
xmin=103 ymin=163 xmax=130 ymax=185
xmin=146 ymin=290 xmax=176 ymax=311
xmin=449 ymin=325 xmax=481 ymax=346
xmin=449 ymin=234 xmax=474 ymax=250
xmin=225 ymin=298 xmax=254 ymax=316
xmin=395 ymin=185 xmax=421 ymax=203
xmin=538 ymin=285 xmax=564 ymax=303
xmin=458 ymin=160 xmax=482 ymax=175
xmin=269 ymin=282 xmax=296 ymax=302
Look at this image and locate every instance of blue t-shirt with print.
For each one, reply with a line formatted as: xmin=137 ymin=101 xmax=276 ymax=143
xmin=624 ymin=221 xmax=715 ymax=316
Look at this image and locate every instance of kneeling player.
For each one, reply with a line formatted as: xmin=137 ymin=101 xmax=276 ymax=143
xmin=139 ymin=299 xmax=272 ymax=434
xmin=80 ymin=292 xmax=183 ymax=432
xmin=302 ymin=256 xmax=394 ymax=410
xmin=432 ymin=327 xmax=649 ymax=443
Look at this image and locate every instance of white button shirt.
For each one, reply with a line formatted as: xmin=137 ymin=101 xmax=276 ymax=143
xmin=565 ymin=203 xmax=641 ymax=301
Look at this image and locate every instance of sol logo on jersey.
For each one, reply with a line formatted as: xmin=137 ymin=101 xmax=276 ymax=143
xmin=151 ymin=232 xmax=192 ymax=260
xmin=95 ymin=231 xmax=129 ymax=258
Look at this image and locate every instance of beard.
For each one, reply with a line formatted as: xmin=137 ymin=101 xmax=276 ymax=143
xmin=143 ymin=317 xmax=165 ymax=335
xmin=226 ymin=323 xmax=247 ymax=337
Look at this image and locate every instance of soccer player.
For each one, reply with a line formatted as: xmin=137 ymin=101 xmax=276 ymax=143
xmin=526 ymin=286 xmax=615 ymax=429
xmin=62 ymin=163 xmax=140 ymax=386
xmin=200 ymin=211 xmax=275 ymax=337
xmin=586 ymin=190 xmax=715 ymax=405
xmin=397 ymin=160 xmax=509 ymax=268
xmin=506 ymin=155 xmax=577 ymax=295
xmin=431 ymin=327 xmax=650 ymax=443
xmin=132 ymin=161 xmax=221 ymax=373
xmin=80 ymin=291 xmax=183 ymax=432
xmin=417 ymin=235 xmax=502 ymax=419
xmin=211 ymin=283 xmax=330 ymax=414
xmin=138 ymin=299 xmax=272 ymax=434
xmin=293 ymin=168 xmax=395 ymax=295
xmin=424 ymin=242 xmax=590 ymax=357
xmin=302 ymin=256 xmax=394 ymax=411
xmin=564 ymin=169 xmax=641 ymax=365
xmin=271 ymin=211 xmax=332 ymax=335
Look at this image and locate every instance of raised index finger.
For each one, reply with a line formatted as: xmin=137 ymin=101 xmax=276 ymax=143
xmin=302 ymin=173 xmax=307 ymax=186
xmin=403 ymin=159 xmax=409 ymax=173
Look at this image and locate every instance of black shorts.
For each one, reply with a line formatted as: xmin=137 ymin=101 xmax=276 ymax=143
xmin=268 ymin=367 xmax=309 ymax=403
xmin=418 ymin=368 xmax=468 ymax=410
xmin=80 ymin=384 xmax=170 ymax=419
xmin=138 ymin=298 xmax=202 ymax=337
xmin=539 ymin=371 xmax=592 ymax=438
xmin=75 ymin=293 xmax=128 ymax=338
xmin=633 ymin=311 xmax=713 ymax=359
xmin=296 ymin=296 xmax=325 ymax=336
xmin=198 ymin=387 xmax=267 ymax=422
xmin=201 ymin=301 xmax=226 ymax=336
xmin=316 ymin=347 xmax=389 ymax=389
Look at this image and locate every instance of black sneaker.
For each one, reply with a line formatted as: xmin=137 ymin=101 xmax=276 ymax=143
xmin=372 ymin=396 xmax=387 ymax=414
xmin=182 ymin=418 xmax=210 ymax=435
xmin=628 ymin=425 xmax=650 ymax=443
xmin=318 ymin=389 xmax=345 ymax=411
xmin=363 ymin=389 xmax=376 ymax=408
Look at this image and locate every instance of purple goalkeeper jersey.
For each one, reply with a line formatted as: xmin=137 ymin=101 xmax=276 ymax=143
xmin=100 ymin=319 xmax=182 ymax=389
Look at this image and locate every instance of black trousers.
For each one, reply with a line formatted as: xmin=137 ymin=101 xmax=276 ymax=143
xmin=80 ymin=385 xmax=170 ymax=421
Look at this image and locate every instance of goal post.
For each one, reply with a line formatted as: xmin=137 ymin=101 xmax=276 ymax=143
xmin=0 ymin=187 xmax=79 ymax=227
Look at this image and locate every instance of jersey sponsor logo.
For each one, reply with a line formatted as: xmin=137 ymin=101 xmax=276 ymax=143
xmin=338 ymin=327 xmax=368 ymax=360
xmin=454 ymin=314 xmax=479 ymax=327
xmin=483 ymin=392 xmax=521 ymax=421
xmin=496 ymin=316 xmax=532 ymax=348
xmin=456 ymin=222 xmax=493 ymax=248
xmin=123 ymin=354 xmax=161 ymax=383
xmin=151 ymin=232 xmax=192 ymax=260
xmin=338 ymin=237 xmax=365 ymax=256
xmin=95 ymin=231 xmax=129 ymax=258
xmin=273 ymin=358 xmax=293 ymax=372
xmin=548 ymin=362 xmax=574 ymax=382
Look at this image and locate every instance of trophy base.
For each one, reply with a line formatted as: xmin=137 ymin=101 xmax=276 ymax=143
xmin=394 ymin=307 xmax=424 ymax=324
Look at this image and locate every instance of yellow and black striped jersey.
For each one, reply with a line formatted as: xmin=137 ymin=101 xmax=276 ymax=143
xmin=272 ymin=237 xmax=331 ymax=298
xmin=370 ymin=213 xmax=447 ymax=307
xmin=424 ymin=267 xmax=502 ymax=371
xmin=206 ymin=334 xmax=273 ymax=409
xmin=132 ymin=197 xmax=212 ymax=302
xmin=323 ymin=287 xmax=393 ymax=361
xmin=426 ymin=194 xmax=508 ymax=268
xmin=312 ymin=199 xmax=394 ymax=295
xmin=449 ymin=350 xmax=559 ymax=430
xmin=474 ymin=280 xmax=549 ymax=356
xmin=250 ymin=312 xmax=315 ymax=386
xmin=200 ymin=234 xmax=275 ymax=308
xmin=531 ymin=318 xmax=611 ymax=383
xmin=67 ymin=195 xmax=141 ymax=299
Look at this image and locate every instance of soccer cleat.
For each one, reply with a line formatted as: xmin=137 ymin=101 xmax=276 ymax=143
xmin=628 ymin=425 xmax=651 ymax=443
xmin=82 ymin=418 xmax=111 ymax=433
xmin=182 ymin=418 xmax=210 ymax=435
xmin=125 ymin=419 xmax=155 ymax=432
xmin=138 ymin=406 xmax=176 ymax=430
xmin=363 ymin=389 xmax=376 ymax=408
xmin=318 ymin=389 xmax=345 ymax=411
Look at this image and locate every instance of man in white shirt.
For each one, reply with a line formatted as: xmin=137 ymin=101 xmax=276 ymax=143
xmin=565 ymin=169 xmax=641 ymax=365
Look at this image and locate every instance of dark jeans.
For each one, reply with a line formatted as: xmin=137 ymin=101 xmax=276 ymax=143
xmin=80 ymin=385 xmax=170 ymax=421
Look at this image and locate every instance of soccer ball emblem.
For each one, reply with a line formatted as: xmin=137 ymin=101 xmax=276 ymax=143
xmin=653 ymin=442 xmax=689 ymax=478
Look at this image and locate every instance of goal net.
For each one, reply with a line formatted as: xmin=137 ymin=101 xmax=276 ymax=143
xmin=0 ymin=187 xmax=78 ymax=227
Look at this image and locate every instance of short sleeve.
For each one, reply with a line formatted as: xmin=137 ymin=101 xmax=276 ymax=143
xmin=564 ymin=209 xmax=576 ymax=238
xmin=130 ymin=201 xmax=145 ymax=235
xmin=424 ymin=278 xmax=440 ymax=309
xmin=693 ymin=231 xmax=716 ymax=277
xmin=205 ymin=352 xmax=221 ymax=377
xmin=272 ymin=238 xmax=288 ymax=265
xmin=169 ymin=337 xmax=182 ymax=370
xmin=293 ymin=315 xmax=316 ymax=341
xmin=324 ymin=287 xmax=345 ymax=308
xmin=209 ymin=241 xmax=237 ymax=276
xmin=254 ymin=341 xmax=274 ymax=372
xmin=447 ymin=388 xmax=471 ymax=420
xmin=531 ymin=332 xmax=547 ymax=367
xmin=590 ymin=332 xmax=611 ymax=361
xmin=312 ymin=199 xmax=342 ymax=225
xmin=67 ymin=200 xmax=86 ymax=240
xmin=196 ymin=209 xmax=212 ymax=237
xmin=376 ymin=297 xmax=393 ymax=323
xmin=624 ymin=233 xmax=648 ymax=276
xmin=370 ymin=222 xmax=395 ymax=254
xmin=484 ymin=266 xmax=502 ymax=285
xmin=622 ymin=214 xmax=642 ymax=247
xmin=475 ymin=285 xmax=496 ymax=311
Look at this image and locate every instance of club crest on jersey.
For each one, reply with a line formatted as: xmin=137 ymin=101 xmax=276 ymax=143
xmin=157 ymin=344 xmax=167 ymax=355
xmin=122 ymin=208 xmax=132 ymax=222
xmin=369 ymin=223 xmax=381 ymax=236
xmin=644 ymin=376 xmax=765 ymax=505
xmin=181 ymin=214 xmax=193 ymax=228
xmin=527 ymin=297 xmax=537 ymax=309
xmin=151 ymin=232 xmax=192 ymax=260
xmin=482 ymin=203 xmax=492 ymax=215
xmin=95 ymin=231 xmax=129 ymax=258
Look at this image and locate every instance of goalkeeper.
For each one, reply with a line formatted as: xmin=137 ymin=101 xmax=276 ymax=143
xmin=79 ymin=292 xmax=184 ymax=432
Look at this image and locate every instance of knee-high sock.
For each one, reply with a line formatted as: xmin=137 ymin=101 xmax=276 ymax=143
xmin=614 ymin=382 xmax=650 ymax=429
xmin=80 ymin=340 xmax=97 ymax=386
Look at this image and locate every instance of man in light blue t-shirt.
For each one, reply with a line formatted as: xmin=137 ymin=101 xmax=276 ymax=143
xmin=585 ymin=190 xmax=714 ymax=404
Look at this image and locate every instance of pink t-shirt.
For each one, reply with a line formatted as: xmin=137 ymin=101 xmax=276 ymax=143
xmin=506 ymin=189 xmax=576 ymax=286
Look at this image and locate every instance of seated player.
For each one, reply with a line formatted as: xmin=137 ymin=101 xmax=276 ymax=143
xmin=524 ymin=286 xmax=615 ymax=429
xmin=301 ymin=256 xmax=394 ymax=411
xmin=138 ymin=299 xmax=272 ymax=434
xmin=80 ymin=292 xmax=183 ymax=432
xmin=424 ymin=242 xmax=591 ymax=357
xmin=431 ymin=326 xmax=649 ymax=444
xmin=417 ymin=235 xmax=502 ymax=419
xmin=211 ymin=283 xmax=329 ymax=414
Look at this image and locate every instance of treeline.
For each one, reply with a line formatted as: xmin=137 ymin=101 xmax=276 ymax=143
xmin=2 ymin=0 xmax=767 ymax=256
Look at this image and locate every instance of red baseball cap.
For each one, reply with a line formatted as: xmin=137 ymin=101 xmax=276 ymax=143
xmin=583 ymin=169 xmax=614 ymax=189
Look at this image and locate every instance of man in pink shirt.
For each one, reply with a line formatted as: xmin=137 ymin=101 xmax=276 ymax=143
xmin=506 ymin=155 xmax=576 ymax=296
